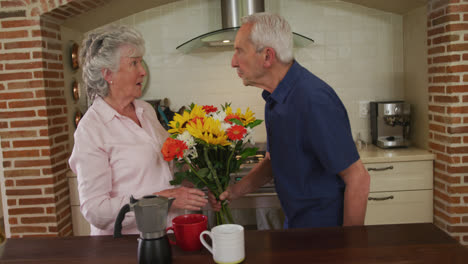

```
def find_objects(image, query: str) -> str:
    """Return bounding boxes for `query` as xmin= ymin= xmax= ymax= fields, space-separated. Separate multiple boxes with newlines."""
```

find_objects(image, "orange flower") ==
xmin=202 ymin=105 xmax=217 ymax=114
xmin=161 ymin=138 xmax=188 ymax=161
xmin=224 ymin=114 xmax=241 ymax=124
xmin=226 ymin=125 xmax=247 ymax=141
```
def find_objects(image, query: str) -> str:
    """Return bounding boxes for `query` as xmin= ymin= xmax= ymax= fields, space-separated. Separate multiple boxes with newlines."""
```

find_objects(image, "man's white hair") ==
xmin=241 ymin=12 xmax=294 ymax=64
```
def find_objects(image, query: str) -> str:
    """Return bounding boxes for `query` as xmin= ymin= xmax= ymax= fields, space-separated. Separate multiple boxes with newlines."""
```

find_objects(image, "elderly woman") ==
xmin=69 ymin=24 xmax=207 ymax=236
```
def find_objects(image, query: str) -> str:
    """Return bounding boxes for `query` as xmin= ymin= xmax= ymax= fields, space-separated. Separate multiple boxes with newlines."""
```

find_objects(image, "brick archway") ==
xmin=428 ymin=0 xmax=468 ymax=245
xmin=0 ymin=0 xmax=113 ymax=238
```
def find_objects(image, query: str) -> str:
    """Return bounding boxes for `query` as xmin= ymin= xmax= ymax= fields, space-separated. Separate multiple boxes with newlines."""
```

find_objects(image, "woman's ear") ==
xmin=102 ymin=68 xmax=113 ymax=84
xmin=263 ymin=48 xmax=276 ymax=68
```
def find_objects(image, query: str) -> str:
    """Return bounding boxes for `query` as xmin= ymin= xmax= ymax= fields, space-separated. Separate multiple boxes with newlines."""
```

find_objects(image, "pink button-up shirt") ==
xmin=69 ymin=97 xmax=178 ymax=236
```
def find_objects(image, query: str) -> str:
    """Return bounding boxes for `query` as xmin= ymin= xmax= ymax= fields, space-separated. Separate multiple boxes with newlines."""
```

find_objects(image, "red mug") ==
xmin=165 ymin=214 xmax=208 ymax=251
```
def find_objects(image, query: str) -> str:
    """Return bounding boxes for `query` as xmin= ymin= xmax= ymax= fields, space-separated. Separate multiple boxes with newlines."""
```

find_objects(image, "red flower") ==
xmin=161 ymin=138 xmax=188 ymax=161
xmin=190 ymin=116 xmax=205 ymax=126
xmin=226 ymin=125 xmax=247 ymax=141
xmin=202 ymin=105 xmax=218 ymax=114
xmin=224 ymin=114 xmax=241 ymax=124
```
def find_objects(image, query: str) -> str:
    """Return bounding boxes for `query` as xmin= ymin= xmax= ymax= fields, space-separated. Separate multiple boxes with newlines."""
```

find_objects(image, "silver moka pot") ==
xmin=114 ymin=195 xmax=175 ymax=264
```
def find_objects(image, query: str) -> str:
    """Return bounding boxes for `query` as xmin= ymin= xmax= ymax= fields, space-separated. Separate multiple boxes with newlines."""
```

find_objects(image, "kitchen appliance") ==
xmin=232 ymin=151 xmax=275 ymax=193
xmin=227 ymin=150 xmax=283 ymax=230
xmin=176 ymin=0 xmax=314 ymax=53
xmin=370 ymin=101 xmax=411 ymax=148
xmin=114 ymin=195 xmax=175 ymax=264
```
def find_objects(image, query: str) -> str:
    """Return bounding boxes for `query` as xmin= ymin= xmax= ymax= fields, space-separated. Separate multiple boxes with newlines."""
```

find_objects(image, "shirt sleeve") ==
xmin=69 ymin=125 xmax=135 ymax=232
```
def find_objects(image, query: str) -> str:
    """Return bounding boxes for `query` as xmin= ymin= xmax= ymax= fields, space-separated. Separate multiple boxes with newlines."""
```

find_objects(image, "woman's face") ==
xmin=109 ymin=46 xmax=146 ymax=101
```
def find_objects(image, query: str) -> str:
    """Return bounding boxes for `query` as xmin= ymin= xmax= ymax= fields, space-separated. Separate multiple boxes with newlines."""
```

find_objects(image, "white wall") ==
xmin=403 ymin=6 xmax=428 ymax=149
xmin=61 ymin=26 xmax=91 ymax=236
xmin=90 ymin=0 xmax=406 ymax=144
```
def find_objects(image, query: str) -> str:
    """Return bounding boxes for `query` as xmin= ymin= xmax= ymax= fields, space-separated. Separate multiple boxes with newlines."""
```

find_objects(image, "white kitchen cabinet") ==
xmin=363 ymin=159 xmax=433 ymax=225
xmin=67 ymin=172 xmax=91 ymax=236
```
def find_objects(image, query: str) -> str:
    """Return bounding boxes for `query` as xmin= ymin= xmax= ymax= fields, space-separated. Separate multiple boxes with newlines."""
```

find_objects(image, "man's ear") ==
xmin=102 ymin=68 xmax=113 ymax=84
xmin=263 ymin=48 xmax=276 ymax=68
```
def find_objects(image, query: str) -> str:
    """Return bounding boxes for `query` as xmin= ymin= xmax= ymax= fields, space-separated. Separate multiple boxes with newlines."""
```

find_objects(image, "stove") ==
xmin=231 ymin=151 xmax=276 ymax=193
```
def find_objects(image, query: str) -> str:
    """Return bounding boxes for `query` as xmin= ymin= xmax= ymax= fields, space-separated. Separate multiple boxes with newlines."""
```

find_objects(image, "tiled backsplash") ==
xmin=112 ymin=0 xmax=405 ymax=143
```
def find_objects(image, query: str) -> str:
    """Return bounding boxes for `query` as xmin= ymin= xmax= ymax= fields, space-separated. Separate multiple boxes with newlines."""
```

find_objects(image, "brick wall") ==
xmin=0 ymin=0 xmax=110 ymax=237
xmin=428 ymin=0 xmax=468 ymax=245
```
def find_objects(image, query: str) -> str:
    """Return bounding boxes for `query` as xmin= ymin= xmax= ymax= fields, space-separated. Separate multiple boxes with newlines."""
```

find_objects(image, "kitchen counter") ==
xmin=1 ymin=223 xmax=467 ymax=263
xmin=359 ymin=145 xmax=434 ymax=163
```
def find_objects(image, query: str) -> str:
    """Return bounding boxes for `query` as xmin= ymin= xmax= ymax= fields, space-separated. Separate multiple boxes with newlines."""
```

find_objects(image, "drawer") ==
xmin=365 ymin=160 xmax=433 ymax=192
xmin=364 ymin=189 xmax=433 ymax=225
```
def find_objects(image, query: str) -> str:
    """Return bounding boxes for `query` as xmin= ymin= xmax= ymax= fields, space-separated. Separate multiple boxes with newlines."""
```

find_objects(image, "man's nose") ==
xmin=231 ymin=55 xmax=238 ymax=68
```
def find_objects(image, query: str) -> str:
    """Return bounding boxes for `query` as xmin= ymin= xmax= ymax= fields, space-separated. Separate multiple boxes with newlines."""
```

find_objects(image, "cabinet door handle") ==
xmin=367 ymin=165 xmax=394 ymax=171
xmin=368 ymin=195 xmax=394 ymax=201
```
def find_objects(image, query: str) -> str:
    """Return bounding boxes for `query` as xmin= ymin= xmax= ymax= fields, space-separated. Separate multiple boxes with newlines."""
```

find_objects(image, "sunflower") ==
xmin=168 ymin=105 xmax=206 ymax=134
xmin=168 ymin=111 xmax=191 ymax=134
xmin=225 ymin=106 xmax=256 ymax=126
xmin=239 ymin=107 xmax=256 ymax=126
xmin=186 ymin=117 xmax=230 ymax=146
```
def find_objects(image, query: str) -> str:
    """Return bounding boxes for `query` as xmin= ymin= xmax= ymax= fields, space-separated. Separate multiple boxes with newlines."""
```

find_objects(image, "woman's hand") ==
xmin=156 ymin=187 xmax=208 ymax=211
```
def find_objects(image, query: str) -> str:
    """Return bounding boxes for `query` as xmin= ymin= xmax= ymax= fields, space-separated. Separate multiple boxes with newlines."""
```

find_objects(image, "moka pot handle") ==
xmin=113 ymin=203 xmax=130 ymax=238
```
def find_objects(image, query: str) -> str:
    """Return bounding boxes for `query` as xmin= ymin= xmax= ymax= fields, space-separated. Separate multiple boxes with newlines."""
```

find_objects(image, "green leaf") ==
xmin=176 ymin=121 xmax=180 ymax=128
xmin=198 ymin=168 xmax=210 ymax=178
xmin=229 ymin=118 xmax=243 ymax=126
xmin=194 ymin=181 xmax=205 ymax=189
xmin=240 ymin=147 xmax=258 ymax=159
xmin=170 ymin=171 xmax=187 ymax=186
xmin=246 ymin=119 xmax=263 ymax=129
xmin=221 ymin=102 xmax=231 ymax=111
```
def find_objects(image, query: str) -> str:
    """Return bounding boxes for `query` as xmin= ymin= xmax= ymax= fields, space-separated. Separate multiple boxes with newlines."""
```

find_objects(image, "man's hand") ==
xmin=208 ymin=187 xmax=233 ymax=211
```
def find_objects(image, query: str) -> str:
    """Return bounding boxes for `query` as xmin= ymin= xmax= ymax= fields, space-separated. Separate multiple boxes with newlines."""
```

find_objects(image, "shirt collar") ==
xmin=93 ymin=97 xmax=144 ymax=123
xmin=262 ymin=60 xmax=302 ymax=104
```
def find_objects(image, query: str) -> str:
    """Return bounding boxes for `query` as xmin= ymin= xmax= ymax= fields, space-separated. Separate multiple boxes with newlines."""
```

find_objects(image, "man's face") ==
xmin=231 ymin=23 xmax=265 ymax=87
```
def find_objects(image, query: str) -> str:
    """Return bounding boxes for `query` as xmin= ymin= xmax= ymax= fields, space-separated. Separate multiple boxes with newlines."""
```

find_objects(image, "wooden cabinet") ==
xmin=364 ymin=159 xmax=433 ymax=225
xmin=67 ymin=147 xmax=434 ymax=232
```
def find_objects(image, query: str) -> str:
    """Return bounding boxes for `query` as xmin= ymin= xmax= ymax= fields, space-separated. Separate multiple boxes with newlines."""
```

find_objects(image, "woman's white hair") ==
xmin=241 ymin=13 xmax=294 ymax=64
xmin=79 ymin=24 xmax=145 ymax=100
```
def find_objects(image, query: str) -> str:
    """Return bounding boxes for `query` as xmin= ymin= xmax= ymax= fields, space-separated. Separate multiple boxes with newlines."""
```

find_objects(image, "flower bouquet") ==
xmin=161 ymin=103 xmax=263 ymax=225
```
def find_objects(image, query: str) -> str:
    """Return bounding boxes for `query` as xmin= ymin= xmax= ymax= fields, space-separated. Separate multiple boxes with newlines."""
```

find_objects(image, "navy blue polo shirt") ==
xmin=262 ymin=61 xmax=359 ymax=229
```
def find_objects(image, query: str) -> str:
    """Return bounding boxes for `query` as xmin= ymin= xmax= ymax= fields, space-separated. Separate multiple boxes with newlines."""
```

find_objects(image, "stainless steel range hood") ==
xmin=176 ymin=0 xmax=314 ymax=53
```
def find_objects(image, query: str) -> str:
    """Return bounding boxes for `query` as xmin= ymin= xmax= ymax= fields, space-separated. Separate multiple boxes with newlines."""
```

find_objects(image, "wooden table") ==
xmin=1 ymin=223 xmax=467 ymax=263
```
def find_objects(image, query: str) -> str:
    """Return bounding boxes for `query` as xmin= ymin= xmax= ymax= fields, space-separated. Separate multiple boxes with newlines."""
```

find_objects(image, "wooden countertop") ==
xmin=1 ymin=223 xmax=467 ymax=263
xmin=359 ymin=145 xmax=435 ymax=163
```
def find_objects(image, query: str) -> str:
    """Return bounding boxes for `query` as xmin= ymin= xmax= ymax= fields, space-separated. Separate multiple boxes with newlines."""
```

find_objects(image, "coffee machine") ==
xmin=370 ymin=101 xmax=411 ymax=148
xmin=114 ymin=195 xmax=174 ymax=264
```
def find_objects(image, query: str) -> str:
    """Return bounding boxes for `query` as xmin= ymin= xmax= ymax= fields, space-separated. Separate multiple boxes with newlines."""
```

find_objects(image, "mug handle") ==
xmin=165 ymin=226 xmax=176 ymax=246
xmin=199 ymin=230 xmax=213 ymax=254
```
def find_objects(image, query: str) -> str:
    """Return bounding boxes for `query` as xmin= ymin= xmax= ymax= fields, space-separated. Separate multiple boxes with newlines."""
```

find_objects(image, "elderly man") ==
xmin=212 ymin=13 xmax=370 ymax=229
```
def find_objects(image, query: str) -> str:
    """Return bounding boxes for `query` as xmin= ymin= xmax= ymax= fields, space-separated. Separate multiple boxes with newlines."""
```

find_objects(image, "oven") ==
xmin=202 ymin=150 xmax=285 ymax=230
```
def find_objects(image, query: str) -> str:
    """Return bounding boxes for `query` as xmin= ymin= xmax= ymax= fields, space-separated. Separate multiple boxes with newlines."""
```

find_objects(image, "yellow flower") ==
xmin=225 ymin=106 xmax=256 ymax=126
xmin=168 ymin=105 xmax=206 ymax=134
xmin=239 ymin=107 xmax=256 ymax=126
xmin=186 ymin=117 xmax=230 ymax=146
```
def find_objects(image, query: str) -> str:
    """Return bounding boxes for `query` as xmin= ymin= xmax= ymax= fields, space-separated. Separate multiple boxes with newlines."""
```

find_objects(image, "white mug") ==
xmin=200 ymin=224 xmax=245 ymax=264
